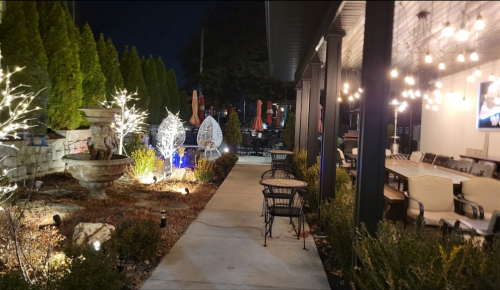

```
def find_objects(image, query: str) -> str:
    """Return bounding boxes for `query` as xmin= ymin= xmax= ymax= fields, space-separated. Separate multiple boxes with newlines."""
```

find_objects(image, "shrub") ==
xmin=0 ymin=270 xmax=41 ymax=290
xmin=124 ymin=132 xmax=146 ymax=156
xmin=194 ymin=157 xmax=216 ymax=183
xmin=214 ymin=152 xmax=238 ymax=180
xmin=354 ymin=221 xmax=500 ymax=290
xmin=335 ymin=167 xmax=351 ymax=191
xmin=223 ymin=112 xmax=242 ymax=146
xmin=283 ymin=112 xmax=295 ymax=150
xmin=292 ymin=147 xmax=307 ymax=181
xmin=108 ymin=218 xmax=162 ymax=263
xmin=320 ymin=186 xmax=356 ymax=282
xmin=129 ymin=147 xmax=156 ymax=182
xmin=154 ymin=157 xmax=164 ymax=172
xmin=52 ymin=245 xmax=123 ymax=290
xmin=304 ymin=156 xmax=320 ymax=212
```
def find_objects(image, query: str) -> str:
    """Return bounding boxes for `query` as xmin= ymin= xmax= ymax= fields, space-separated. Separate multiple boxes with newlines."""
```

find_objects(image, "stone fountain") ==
xmin=62 ymin=108 xmax=133 ymax=199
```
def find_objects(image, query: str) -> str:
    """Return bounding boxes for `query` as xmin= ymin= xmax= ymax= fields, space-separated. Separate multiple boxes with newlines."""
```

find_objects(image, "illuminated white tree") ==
xmin=0 ymin=50 xmax=43 ymax=205
xmin=157 ymin=109 xmax=185 ymax=173
xmin=100 ymin=88 xmax=148 ymax=155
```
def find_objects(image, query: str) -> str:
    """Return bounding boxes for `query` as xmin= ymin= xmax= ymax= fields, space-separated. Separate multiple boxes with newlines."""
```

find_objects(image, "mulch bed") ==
xmin=14 ymin=171 xmax=221 ymax=289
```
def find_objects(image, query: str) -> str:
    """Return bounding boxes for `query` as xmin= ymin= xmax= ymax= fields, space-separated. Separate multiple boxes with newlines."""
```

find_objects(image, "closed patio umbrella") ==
xmin=199 ymin=95 xmax=205 ymax=123
xmin=319 ymin=104 xmax=323 ymax=133
xmin=210 ymin=105 xmax=214 ymax=117
xmin=190 ymin=90 xmax=200 ymax=126
xmin=275 ymin=108 xmax=281 ymax=128
xmin=265 ymin=101 xmax=273 ymax=126
xmin=253 ymin=100 xmax=263 ymax=131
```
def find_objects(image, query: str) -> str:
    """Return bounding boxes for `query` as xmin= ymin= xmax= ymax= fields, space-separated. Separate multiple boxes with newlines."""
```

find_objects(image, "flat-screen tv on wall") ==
xmin=478 ymin=81 xmax=500 ymax=130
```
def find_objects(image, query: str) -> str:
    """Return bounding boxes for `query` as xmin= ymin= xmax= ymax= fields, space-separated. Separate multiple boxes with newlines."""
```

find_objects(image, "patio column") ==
xmin=319 ymin=33 xmax=344 ymax=203
xmin=299 ymin=79 xmax=310 ymax=150
xmin=294 ymin=87 xmax=302 ymax=149
xmin=354 ymin=1 xmax=394 ymax=236
xmin=307 ymin=56 xmax=322 ymax=167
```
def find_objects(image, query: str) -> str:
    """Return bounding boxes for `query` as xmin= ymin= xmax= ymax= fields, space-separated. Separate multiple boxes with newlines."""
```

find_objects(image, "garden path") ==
xmin=141 ymin=158 xmax=330 ymax=289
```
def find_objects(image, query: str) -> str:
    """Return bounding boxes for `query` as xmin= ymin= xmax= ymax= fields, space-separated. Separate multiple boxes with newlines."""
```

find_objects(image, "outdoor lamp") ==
xmin=337 ymin=97 xmax=342 ymax=102
xmin=489 ymin=74 xmax=496 ymax=81
xmin=161 ymin=210 xmax=166 ymax=228
xmin=439 ymin=62 xmax=445 ymax=70
xmin=425 ymin=52 xmax=432 ymax=63
xmin=344 ymin=82 xmax=349 ymax=89
xmin=355 ymin=92 xmax=360 ymax=98
xmin=93 ymin=241 xmax=101 ymax=251
xmin=423 ymin=93 xmax=429 ymax=99
xmin=441 ymin=21 xmax=454 ymax=37
xmin=224 ymin=147 xmax=229 ymax=153
xmin=358 ymin=88 xmax=363 ymax=93
xmin=425 ymin=104 xmax=431 ymax=110
xmin=415 ymin=90 xmax=421 ymax=97
xmin=348 ymin=95 xmax=354 ymax=101
xmin=432 ymin=105 xmax=439 ymax=111
xmin=390 ymin=68 xmax=398 ymax=78
xmin=343 ymin=88 xmax=348 ymax=94
xmin=475 ymin=14 xmax=484 ymax=30
xmin=457 ymin=53 xmax=465 ymax=62
xmin=467 ymin=74 xmax=475 ymax=82
xmin=34 ymin=180 xmax=43 ymax=191
xmin=471 ymin=51 xmax=479 ymax=61
xmin=117 ymin=254 xmax=125 ymax=272
xmin=475 ymin=68 xmax=482 ymax=77
xmin=456 ymin=24 xmax=469 ymax=41
xmin=402 ymin=91 xmax=408 ymax=98
xmin=436 ymin=81 xmax=442 ymax=88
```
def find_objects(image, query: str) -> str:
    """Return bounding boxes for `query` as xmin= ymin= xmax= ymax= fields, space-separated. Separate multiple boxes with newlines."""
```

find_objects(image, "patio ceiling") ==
xmin=267 ymin=1 xmax=500 ymax=88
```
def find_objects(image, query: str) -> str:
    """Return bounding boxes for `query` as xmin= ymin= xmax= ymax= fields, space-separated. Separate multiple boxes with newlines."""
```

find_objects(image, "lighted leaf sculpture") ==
xmin=157 ymin=109 xmax=185 ymax=173
xmin=197 ymin=116 xmax=223 ymax=157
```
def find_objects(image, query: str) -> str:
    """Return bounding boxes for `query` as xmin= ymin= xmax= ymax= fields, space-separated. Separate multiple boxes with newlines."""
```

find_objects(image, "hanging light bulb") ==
xmin=447 ymin=91 xmax=456 ymax=100
xmin=392 ymin=99 xmax=399 ymax=105
xmin=408 ymin=89 xmax=414 ymax=99
xmin=405 ymin=76 xmax=415 ymax=85
xmin=424 ymin=93 xmax=429 ymax=99
xmin=337 ymin=97 xmax=342 ymax=102
xmin=428 ymin=98 xmax=434 ymax=104
xmin=432 ymin=105 xmax=439 ymax=111
xmin=441 ymin=21 xmax=454 ymax=38
xmin=343 ymin=88 xmax=348 ymax=94
xmin=358 ymin=88 xmax=363 ymax=93
xmin=415 ymin=90 xmax=421 ymax=97
xmin=456 ymin=24 xmax=469 ymax=41
xmin=470 ymin=51 xmax=479 ymax=61
xmin=355 ymin=92 xmax=360 ymax=98
xmin=349 ymin=95 xmax=354 ymax=101
xmin=344 ymin=83 xmax=349 ymax=89
xmin=425 ymin=104 xmax=431 ymax=110
xmin=435 ymin=95 xmax=442 ymax=104
xmin=489 ymin=74 xmax=496 ymax=81
xmin=425 ymin=51 xmax=433 ymax=63
xmin=475 ymin=68 xmax=482 ymax=77
xmin=436 ymin=81 xmax=442 ymax=88
xmin=390 ymin=68 xmax=398 ymax=78
xmin=402 ymin=90 xmax=408 ymax=98
xmin=467 ymin=74 xmax=475 ymax=82
xmin=457 ymin=53 xmax=465 ymax=62
xmin=475 ymin=14 xmax=484 ymax=30
xmin=439 ymin=62 xmax=446 ymax=70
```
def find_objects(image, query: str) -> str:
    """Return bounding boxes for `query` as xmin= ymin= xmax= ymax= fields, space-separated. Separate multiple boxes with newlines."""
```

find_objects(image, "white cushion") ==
xmin=352 ymin=148 xmax=358 ymax=154
xmin=410 ymin=151 xmax=424 ymax=162
xmin=408 ymin=175 xmax=454 ymax=212
xmin=461 ymin=178 xmax=500 ymax=217
xmin=407 ymin=209 xmax=465 ymax=226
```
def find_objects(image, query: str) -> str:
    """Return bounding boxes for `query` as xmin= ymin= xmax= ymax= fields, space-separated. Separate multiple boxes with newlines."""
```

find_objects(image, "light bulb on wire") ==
xmin=358 ymin=88 xmax=363 ymax=93
xmin=402 ymin=91 xmax=408 ymax=98
xmin=423 ymin=93 xmax=429 ymax=99
xmin=425 ymin=51 xmax=432 ymax=63
xmin=456 ymin=24 xmax=469 ymax=41
xmin=475 ymin=14 xmax=484 ymax=30
xmin=337 ymin=97 xmax=342 ymax=102
xmin=343 ymin=88 xmax=348 ymax=94
xmin=436 ymin=81 xmax=442 ymax=88
xmin=348 ymin=95 xmax=354 ymax=101
xmin=425 ymin=104 xmax=431 ymax=110
xmin=439 ymin=62 xmax=445 ymax=70
xmin=415 ymin=90 xmax=421 ymax=97
xmin=390 ymin=68 xmax=398 ymax=78
xmin=475 ymin=68 xmax=482 ymax=77
xmin=471 ymin=51 xmax=479 ymax=61
xmin=344 ymin=83 xmax=349 ymax=89
xmin=467 ymin=74 xmax=475 ymax=82
xmin=457 ymin=53 xmax=465 ymax=62
xmin=355 ymin=92 xmax=360 ymax=98
xmin=408 ymin=89 xmax=414 ymax=98
xmin=489 ymin=74 xmax=496 ymax=81
xmin=441 ymin=21 xmax=454 ymax=38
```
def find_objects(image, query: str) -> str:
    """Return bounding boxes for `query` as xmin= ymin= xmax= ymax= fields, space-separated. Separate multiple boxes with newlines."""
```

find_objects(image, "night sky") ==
xmin=80 ymin=1 xmax=213 ymax=88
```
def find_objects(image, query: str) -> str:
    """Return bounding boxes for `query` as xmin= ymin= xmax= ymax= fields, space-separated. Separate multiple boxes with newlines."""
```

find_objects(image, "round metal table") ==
xmin=259 ymin=179 xmax=307 ymax=189
xmin=269 ymin=149 xmax=293 ymax=155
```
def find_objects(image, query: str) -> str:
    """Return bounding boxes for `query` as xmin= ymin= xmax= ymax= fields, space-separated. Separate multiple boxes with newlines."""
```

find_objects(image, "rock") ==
xmin=134 ymin=200 xmax=153 ymax=207
xmin=168 ymin=168 xmax=186 ymax=181
xmin=166 ymin=202 xmax=189 ymax=211
xmin=73 ymin=223 xmax=115 ymax=247
xmin=41 ymin=189 xmax=74 ymax=196
xmin=131 ymin=192 xmax=149 ymax=199
xmin=183 ymin=170 xmax=197 ymax=182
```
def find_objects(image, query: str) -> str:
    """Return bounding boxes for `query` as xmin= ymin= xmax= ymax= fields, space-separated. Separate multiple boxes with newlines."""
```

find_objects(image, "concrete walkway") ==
xmin=141 ymin=159 xmax=330 ymax=290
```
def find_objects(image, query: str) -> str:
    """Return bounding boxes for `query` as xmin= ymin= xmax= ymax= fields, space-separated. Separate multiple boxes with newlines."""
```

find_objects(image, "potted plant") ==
xmin=223 ymin=112 xmax=242 ymax=153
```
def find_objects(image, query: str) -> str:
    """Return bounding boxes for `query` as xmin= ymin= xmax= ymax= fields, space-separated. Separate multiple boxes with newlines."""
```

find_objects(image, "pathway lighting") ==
xmin=161 ymin=210 xmax=167 ymax=228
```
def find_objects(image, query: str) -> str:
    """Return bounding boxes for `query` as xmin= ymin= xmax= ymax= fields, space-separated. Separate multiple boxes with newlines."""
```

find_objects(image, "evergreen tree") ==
xmin=156 ymin=56 xmax=169 ymax=119
xmin=79 ymin=23 xmax=106 ymax=110
xmin=23 ymin=1 xmax=48 ymax=70
xmin=121 ymin=46 xmax=149 ymax=111
xmin=178 ymin=90 xmax=190 ymax=122
xmin=40 ymin=1 xmax=82 ymax=129
xmin=166 ymin=69 xmax=179 ymax=114
xmin=141 ymin=55 xmax=146 ymax=70
xmin=97 ymin=35 xmax=124 ymax=97
xmin=143 ymin=55 xmax=160 ymax=124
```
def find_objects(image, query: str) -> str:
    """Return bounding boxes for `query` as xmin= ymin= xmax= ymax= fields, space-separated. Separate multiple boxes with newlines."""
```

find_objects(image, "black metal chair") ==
xmin=433 ymin=155 xmax=452 ymax=167
xmin=260 ymin=169 xmax=297 ymax=220
xmin=422 ymin=153 xmax=437 ymax=164
xmin=239 ymin=133 xmax=253 ymax=155
xmin=263 ymin=188 xmax=308 ymax=249
xmin=261 ymin=135 xmax=278 ymax=156
xmin=271 ymin=152 xmax=292 ymax=170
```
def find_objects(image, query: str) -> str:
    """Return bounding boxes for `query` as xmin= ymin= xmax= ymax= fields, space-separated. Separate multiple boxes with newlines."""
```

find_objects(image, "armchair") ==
xmin=460 ymin=178 xmax=500 ymax=220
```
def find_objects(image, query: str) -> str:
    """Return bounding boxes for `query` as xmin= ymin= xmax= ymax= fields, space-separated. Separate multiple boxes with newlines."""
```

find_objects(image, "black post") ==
xmin=300 ymin=79 xmax=310 ymax=150
xmin=319 ymin=33 xmax=344 ymax=205
xmin=354 ymin=0 xmax=394 ymax=238
xmin=295 ymin=87 xmax=302 ymax=149
xmin=307 ymin=56 xmax=322 ymax=167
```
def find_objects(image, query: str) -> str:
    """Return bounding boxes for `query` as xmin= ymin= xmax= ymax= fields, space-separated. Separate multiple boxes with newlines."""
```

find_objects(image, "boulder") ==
xmin=183 ymin=170 xmax=197 ymax=182
xmin=73 ymin=223 xmax=115 ymax=247
xmin=168 ymin=168 xmax=186 ymax=181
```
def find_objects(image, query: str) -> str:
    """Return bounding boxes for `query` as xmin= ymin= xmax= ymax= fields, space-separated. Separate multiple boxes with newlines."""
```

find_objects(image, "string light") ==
xmin=390 ymin=68 xmax=398 ymax=78
xmin=423 ymin=93 xmax=429 ymax=99
xmin=439 ymin=62 xmax=445 ymax=70
xmin=441 ymin=21 xmax=454 ymax=37
xmin=475 ymin=68 xmax=482 ymax=77
xmin=358 ymin=88 xmax=363 ymax=93
xmin=432 ymin=105 xmax=439 ymax=111
xmin=467 ymin=74 xmax=475 ymax=82
xmin=355 ymin=92 xmax=360 ymax=98
xmin=337 ymin=97 xmax=342 ymax=102
xmin=344 ymin=83 xmax=349 ymax=89
xmin=470 ymin=51 xmax=479 ymax=61
xmin=474 ymin=14 xmax=484 ymax=30
xmin=348 ymin=95 xmax=354 ymax=101
xmin=402 ymin=91 xmax=408 ymax=98
xmin=457 ymin=53 xmax=465 ymax=62
xmin=456 ymin=24 xmax=469 ymax=41
xmin=415 ymin=90 xmax=421 ymax=97
xmin=489 ymin=74 xmax=496 ymax=82
xmin=425 ymin=52 xmax=432 ymax=63
xmin=436 ymin=81 xmax=442 ymax=88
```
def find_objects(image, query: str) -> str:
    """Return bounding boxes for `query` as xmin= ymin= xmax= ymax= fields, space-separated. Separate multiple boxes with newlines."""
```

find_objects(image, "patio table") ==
xmin=269 ymin=149 xmax=293 ymax=155
xmin=259 ymin=179 xmax=307 ymax=189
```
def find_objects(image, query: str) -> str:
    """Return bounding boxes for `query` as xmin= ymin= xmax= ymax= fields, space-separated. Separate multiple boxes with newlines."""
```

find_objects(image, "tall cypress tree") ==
xmin=143 ymin=55 xmax=161 ymax=124
xmin=121 ymin=46 xmax=149 ymax=111
xmin=178 ymin=90 xmax=190 ymax=122
xmin=156 ymin=56 xmax=169 ymax=119
xmin=167 ymin=69 xmax=180 ymax=114
xmin=97 ymin=35 xmax=124 ymax=97
xmin=79 ymin=23 xmax=106 ymax=110
xmin=40 ymin=1 xmax=82 ymax=130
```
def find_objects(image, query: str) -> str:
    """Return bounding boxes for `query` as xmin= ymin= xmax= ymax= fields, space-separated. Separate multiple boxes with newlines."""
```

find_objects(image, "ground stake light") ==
xmin=161 ymin=210 xmax=167 ymax=228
